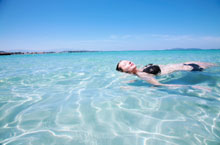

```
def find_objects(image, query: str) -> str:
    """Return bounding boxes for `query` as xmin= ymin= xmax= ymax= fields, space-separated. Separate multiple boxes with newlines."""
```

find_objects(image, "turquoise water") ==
xmin=0 ymin=50 xmax=220 ymax=145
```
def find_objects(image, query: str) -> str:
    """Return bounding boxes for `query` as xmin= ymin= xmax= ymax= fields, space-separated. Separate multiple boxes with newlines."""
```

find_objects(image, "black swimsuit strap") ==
xmin=145 ymin=64 xmax=153 ymax=67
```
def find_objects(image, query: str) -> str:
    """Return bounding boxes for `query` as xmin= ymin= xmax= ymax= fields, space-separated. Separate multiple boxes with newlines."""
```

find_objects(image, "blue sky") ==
xmin=0 ymin=0 xmax=220 ymax=51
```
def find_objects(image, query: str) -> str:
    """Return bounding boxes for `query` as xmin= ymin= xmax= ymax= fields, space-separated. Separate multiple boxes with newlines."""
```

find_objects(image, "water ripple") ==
xmin=0 ymin=51 xmax=220 ymax=144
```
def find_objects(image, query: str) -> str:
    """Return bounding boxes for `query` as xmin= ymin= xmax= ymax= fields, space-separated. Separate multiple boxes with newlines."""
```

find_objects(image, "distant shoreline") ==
xmin=0 ymin=50 xmax=99 ymax=56
xmin=0 ymin=48 xmax=219 ymax=56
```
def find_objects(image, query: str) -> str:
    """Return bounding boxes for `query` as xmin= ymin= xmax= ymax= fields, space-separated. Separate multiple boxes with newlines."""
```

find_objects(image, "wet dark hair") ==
xmin=116 ymin=61 xmax=123 ymax=72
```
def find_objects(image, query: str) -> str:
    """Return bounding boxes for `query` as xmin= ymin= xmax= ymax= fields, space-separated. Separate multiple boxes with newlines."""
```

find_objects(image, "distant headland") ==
xmin=0 ymin=50 xmax=99 ymax=56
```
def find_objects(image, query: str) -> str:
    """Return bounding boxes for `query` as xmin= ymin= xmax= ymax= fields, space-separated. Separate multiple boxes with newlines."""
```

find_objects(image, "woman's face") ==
xmin=118 ymin=60 xmax=136 ymax=73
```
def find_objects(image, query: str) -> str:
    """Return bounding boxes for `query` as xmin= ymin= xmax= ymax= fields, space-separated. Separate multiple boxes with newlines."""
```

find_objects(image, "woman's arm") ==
xmin=139 ymin=75 xmax=211 ymax=91
xmin=138 ymin=74 xmax=189 ymax=87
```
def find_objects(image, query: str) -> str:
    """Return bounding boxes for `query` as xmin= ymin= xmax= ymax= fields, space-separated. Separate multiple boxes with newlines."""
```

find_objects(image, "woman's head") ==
xmin=116 ymin=60 xmax=137 ymax=74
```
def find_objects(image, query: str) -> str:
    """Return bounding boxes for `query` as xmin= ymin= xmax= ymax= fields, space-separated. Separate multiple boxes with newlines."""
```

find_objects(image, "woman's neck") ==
xmin=131 ymin=68 xmax=141 ymax=75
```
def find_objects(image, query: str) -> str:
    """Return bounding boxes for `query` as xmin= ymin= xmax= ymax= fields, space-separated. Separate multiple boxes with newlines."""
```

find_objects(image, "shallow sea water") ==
xmin=0 ymin=50 xmax=220 ymax=145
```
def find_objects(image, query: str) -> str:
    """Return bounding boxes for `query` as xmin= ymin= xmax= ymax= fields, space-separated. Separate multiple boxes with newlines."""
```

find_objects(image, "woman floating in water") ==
xmin=116 ymin=60 xmax=216 ymax=87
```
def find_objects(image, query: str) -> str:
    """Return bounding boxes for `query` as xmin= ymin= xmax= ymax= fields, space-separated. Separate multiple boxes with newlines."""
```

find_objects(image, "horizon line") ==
xmin=1 ymin=48 xmax=220 ymax=53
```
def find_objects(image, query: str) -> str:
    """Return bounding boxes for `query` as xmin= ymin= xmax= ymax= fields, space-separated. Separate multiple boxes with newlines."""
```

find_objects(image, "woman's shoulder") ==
xmin=136 ymin=71 xmax=155 ymax=78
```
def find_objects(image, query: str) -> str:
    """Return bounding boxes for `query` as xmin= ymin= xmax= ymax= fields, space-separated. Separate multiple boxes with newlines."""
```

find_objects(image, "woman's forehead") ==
xmin=119 ymin=60 xmax=129 ymax=67
xmin=120 ymin=60 xmax=128 ymax=64
xmin=121 ymin=60 xmax=129 ymax=63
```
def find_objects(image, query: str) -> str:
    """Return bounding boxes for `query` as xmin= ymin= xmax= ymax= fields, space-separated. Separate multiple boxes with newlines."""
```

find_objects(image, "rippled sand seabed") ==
xmin=0 ymin=50 xmax=220 ymax=145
